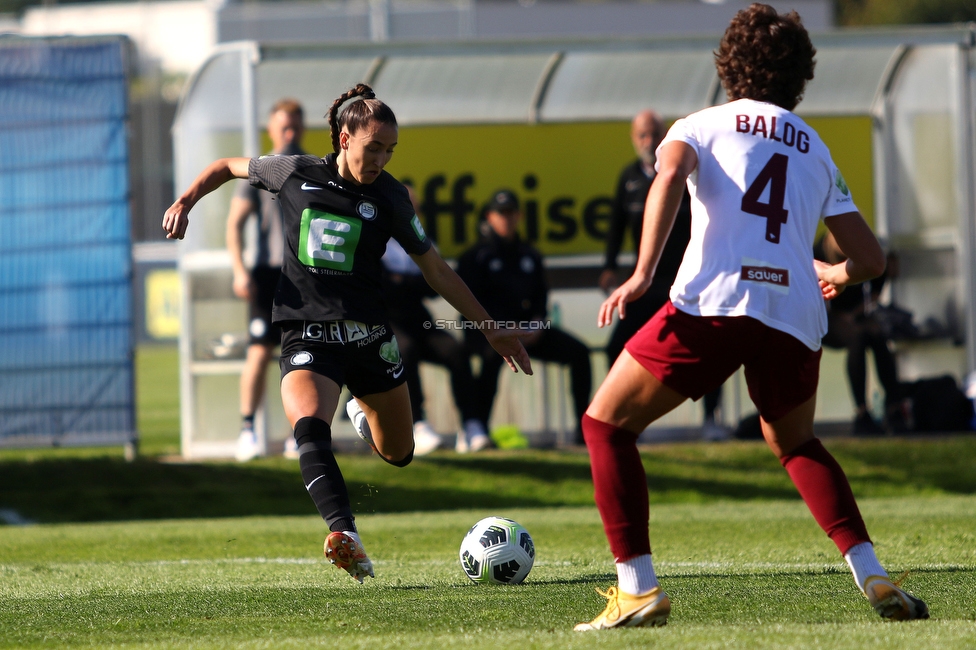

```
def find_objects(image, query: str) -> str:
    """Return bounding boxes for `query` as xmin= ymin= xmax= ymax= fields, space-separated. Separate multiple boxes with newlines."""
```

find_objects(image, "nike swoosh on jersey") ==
xmin=392 ymin=367 xmax=404 ymax=378
xmin=301 ymin=182 xmax=324 ymax=191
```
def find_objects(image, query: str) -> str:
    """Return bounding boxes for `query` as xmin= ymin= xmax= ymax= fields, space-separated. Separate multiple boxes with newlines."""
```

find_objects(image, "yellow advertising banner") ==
xmin=300 ymin=115 xmax=873 ymax=260
xmin=145 ymin=269 xmax=182 ymax=339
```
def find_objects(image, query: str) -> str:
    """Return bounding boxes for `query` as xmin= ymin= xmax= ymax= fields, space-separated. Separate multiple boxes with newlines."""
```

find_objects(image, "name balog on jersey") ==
xmin=661 ymin=99 xmax=857 ymax=351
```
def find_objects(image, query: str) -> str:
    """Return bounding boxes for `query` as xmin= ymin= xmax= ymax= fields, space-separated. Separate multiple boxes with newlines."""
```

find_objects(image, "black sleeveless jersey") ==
xmin=247 ymin=153 xmax=432 ymax=324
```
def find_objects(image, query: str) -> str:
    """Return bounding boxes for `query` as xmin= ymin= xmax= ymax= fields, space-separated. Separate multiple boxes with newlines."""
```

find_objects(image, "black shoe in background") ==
xmin=853 ymin=412 xmax=885 ymax=436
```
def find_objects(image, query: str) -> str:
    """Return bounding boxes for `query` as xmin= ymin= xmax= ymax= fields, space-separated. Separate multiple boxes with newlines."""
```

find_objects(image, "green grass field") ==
xmin=1 ymin=346 xmax=975 ymax=648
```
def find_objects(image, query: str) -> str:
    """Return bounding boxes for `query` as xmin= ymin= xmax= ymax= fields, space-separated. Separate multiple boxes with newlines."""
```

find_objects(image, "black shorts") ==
xmin=279 ymin=320 xmax=406 ymax=397
xmin=248 ymin=266 xmax=282 ymax=346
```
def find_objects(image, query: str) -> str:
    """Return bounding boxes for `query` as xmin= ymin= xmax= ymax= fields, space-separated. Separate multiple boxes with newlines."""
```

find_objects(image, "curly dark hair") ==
xmin=326 ymin=83 xmax=398 ymax=154
xmin=714 ymin=3 xmax=816 ymax=111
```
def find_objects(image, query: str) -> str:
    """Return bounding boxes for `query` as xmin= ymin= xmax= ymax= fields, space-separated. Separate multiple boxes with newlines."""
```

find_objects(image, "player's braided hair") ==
xmin=327 ymin=83 xmax=398 ymax=154
xmin=714 ymin=3 xmax=816 ymax=111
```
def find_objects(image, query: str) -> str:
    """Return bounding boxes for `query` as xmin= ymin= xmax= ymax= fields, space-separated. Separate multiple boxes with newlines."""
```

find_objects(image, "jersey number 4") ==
xmin=741 ymin=153 xmax=789 ymax=244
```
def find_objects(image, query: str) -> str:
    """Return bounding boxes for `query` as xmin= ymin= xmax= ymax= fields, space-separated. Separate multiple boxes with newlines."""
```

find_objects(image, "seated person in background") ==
xmin=382 ymin=222 xmax=484 ymax=455
xmin=815 ymin=231 xmax=906 ymax=434
xmin=457 ymin=189 xmax=592 ymax=446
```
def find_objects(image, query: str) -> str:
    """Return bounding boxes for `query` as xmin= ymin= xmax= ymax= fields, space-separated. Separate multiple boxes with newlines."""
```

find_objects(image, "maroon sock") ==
xmin=582 ymin=414 xmax=651 ymax=561
xmin=779 ymin=438 xmax=870 ymax=554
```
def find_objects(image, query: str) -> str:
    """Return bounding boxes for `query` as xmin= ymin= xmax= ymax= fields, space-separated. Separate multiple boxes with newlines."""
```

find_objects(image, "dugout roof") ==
xmin=173 ymin=25 xmax=976 ymax=371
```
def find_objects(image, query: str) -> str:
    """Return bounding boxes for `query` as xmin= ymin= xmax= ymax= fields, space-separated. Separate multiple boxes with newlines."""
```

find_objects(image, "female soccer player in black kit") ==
xmin=163 ymin=84 xmax=531 ymax=583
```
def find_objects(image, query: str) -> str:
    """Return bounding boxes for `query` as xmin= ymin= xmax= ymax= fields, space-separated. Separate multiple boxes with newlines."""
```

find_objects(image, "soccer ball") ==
xmin=459 ymin=516 xmax=534 ymax=585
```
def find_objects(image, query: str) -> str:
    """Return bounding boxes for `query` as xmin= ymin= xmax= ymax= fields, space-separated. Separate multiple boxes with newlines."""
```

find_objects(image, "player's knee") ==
xmin=382 ymin=445 xmax=414 ymax=468
xmin=294 ymin=416 xmax=332 ymax=449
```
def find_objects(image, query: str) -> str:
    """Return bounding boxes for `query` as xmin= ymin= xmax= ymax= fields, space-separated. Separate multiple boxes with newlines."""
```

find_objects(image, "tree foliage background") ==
xmin=838 ymin=0 xmax=976 ymax=25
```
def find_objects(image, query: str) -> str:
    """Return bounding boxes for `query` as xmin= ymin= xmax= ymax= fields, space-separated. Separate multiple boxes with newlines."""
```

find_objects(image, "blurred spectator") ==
xmin=815 ymin=231 xmax=906 ymax=434
xmin=457 ymin=189 xmax=592 ymax=446
xmin=381 ymin=183 xmax=483 ymax=455
xmin=226 ymin=98 xmax=306 ymax=461
xmin=601 ymin=109 xmax=726 ymax=439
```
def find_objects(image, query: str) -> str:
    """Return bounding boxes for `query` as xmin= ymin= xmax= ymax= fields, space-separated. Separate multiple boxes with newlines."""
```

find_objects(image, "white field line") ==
xmin=3 ymin=558 xmax=973 ymax=573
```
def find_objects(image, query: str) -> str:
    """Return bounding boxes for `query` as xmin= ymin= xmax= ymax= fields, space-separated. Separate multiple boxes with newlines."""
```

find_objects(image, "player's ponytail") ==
xmin=327 ymin=83 xmax=398 ymax=154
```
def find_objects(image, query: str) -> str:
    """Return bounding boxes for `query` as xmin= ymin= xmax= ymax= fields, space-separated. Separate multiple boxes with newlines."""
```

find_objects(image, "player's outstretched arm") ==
xmin=816 ymin=212 xmax=886 ymax=300
xmin=163 ymin=157 xmax=251 ymax=240
xmin=598 ymin=141 xmax=697 ymax=328
xmin=412 ymin=247 xmax=533 ymax=375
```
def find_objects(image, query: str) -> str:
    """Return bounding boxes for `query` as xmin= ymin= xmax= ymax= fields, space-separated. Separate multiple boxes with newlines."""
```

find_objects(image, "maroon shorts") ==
xmin=624 ymin=302 xmax=822 ymax=422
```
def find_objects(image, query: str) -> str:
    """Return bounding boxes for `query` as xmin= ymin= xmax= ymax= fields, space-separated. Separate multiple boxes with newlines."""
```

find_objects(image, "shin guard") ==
xmin=780 ymin=438 xmax=870 ymax=554
xmin=295 ymin=417 xmax=355 ymax=532
xmin=582 ymin=414 xmax=651 ymax=561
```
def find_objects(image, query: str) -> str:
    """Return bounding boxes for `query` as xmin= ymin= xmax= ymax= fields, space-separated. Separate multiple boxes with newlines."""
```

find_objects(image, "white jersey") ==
xmin=659 ymin=98 xmax=857 ymax=350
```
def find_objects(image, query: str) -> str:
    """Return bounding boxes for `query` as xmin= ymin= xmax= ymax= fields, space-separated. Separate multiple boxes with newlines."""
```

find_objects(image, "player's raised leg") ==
xmin=346 ymin=382 xmax=416 ymax=466
xmin=575 ymin=351 xmax=684 ymax=631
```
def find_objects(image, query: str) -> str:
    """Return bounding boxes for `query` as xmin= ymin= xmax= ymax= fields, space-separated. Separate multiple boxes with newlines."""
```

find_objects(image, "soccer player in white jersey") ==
xmin=575 ymin=3 xmax=928 ymax=630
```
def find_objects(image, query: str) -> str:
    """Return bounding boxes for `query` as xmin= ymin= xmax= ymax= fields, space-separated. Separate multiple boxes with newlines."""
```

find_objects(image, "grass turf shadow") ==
xmin=4 ymin=436 xmax=976 ymax=524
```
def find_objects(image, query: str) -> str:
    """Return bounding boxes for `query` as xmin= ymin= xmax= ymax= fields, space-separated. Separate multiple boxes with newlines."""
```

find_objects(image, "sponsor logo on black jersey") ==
xmin=357 ymin=201 xmax=378 ymax=221
xmin=301 ymin=321 xmax=385 ymax=344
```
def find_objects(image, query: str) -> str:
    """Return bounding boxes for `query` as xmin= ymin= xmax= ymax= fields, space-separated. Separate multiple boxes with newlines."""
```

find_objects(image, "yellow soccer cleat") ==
xmin=574 ymin=585 xmax=671 ymax=631
xmin=863 ymin=574 xmax=929 ymax=621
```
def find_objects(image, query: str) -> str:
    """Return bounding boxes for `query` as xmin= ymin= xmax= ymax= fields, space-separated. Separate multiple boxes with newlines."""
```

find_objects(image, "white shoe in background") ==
xmin=235 ymin=428 xmax=260 ymax=462
xmin=283 ymin=436 xmax=299 ymax=459
xmin=413 ymin=420 xmax=442 ymax=456
xmin=464 ymin=419 xmax=491 ymax=452
xmin=702 ymin=421 xmax=733 ymax=442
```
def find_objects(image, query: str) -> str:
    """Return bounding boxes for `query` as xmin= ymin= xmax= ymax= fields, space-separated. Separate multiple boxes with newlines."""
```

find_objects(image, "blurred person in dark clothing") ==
xmin=226 ymin=98 xmax=306 ymax=461
xmin=815 ymin=231 xmax=905 ymax=434
xmin=458 ymin=189 xmax=592 ymax=446
xmin=381 ymin=183 xmax=483 ymax=454
xmin=601 ymin=109 xmax=725 ymax=439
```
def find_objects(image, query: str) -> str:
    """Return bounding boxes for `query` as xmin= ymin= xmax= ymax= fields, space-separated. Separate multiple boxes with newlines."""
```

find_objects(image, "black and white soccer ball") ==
xmin=459 ymin=516 xmax=535 ymax=585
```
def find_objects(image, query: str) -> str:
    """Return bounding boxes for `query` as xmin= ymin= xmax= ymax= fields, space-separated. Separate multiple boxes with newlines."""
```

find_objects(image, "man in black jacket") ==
xmin=457 ymin=190 xmax=592 ymax=446
xmin=600 ymin=110 xmax=691 ymax=362
xmin=600 ymin=109 xmax=726 ymax=439
xmin=381 ymin=186 xmax=483 ymax=454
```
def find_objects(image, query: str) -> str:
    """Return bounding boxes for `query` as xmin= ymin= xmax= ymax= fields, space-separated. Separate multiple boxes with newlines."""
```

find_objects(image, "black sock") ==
xmin=242 ymin=414 xmax=255 ymax=430
xmin=329 ymin=517 xmax=356 ymax=533
xmin=294 ymin=417 xmax=355 ymax=532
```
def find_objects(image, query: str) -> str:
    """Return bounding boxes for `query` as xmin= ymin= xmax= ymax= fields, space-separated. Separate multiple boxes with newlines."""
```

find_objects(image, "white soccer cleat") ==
xmin=324 ymin=531 xmax=374 ymax=584
xmin=345 ymin=398 xmax=377 ymax=453
xmin=235 ymin=428 xmax=260 ymax=462
xmin=413 ymin=420 xmax=442 ymax=456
